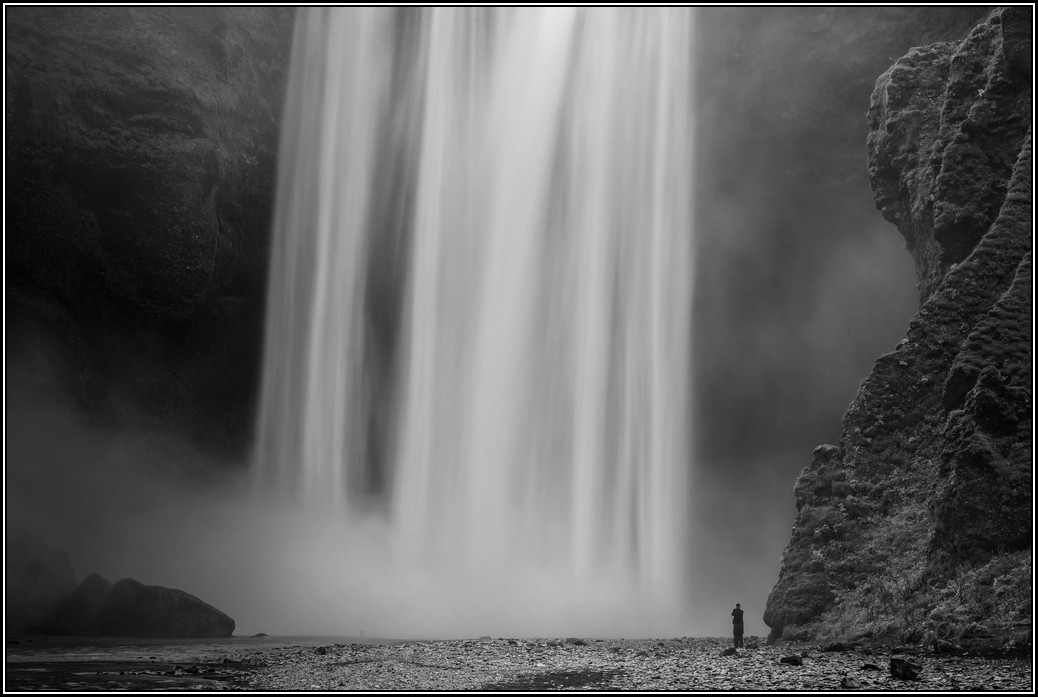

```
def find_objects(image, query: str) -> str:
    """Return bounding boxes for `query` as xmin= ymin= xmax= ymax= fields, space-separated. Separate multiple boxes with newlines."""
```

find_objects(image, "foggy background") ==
xmin=5 ymin=7 xmax=991 ymax=638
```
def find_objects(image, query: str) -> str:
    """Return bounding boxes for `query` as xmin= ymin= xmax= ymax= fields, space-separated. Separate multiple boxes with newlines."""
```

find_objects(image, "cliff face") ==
xmin=6 ymin=7 xmax=294 ymax=454
xmin=866 ymin=7 xmax=1032 ymax=303
xmin=764 ymin=7 xmax=1032 ymax=648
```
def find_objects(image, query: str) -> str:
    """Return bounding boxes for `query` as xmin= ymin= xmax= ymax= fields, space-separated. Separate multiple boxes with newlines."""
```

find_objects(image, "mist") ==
xmin=5 ymin=7 xmax=990 ymax=641
xmin=685 ymin=7 xmax=987 ymax=633
xmin=6 ymin=369 xmax=692 ymax=639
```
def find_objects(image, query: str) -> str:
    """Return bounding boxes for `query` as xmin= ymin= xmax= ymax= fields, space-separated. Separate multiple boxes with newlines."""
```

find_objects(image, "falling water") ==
xmin=255 ymin=7 xmax=695 ymax=637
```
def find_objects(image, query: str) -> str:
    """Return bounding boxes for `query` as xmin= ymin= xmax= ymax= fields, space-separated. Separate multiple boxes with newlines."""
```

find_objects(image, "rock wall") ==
xmin=764 ymin=7 xmax=1032 ymax=648
xmin=5 ymin=7 xmax=294 ymax=455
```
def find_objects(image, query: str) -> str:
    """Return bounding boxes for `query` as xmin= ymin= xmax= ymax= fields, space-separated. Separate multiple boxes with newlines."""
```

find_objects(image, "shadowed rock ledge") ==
xmin=765 ymin=6 xmax=1032 ymax=648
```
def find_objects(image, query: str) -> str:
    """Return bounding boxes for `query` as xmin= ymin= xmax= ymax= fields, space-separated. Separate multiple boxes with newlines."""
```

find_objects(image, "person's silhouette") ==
xmin=731 ymin=603 xmax=744 ymax=648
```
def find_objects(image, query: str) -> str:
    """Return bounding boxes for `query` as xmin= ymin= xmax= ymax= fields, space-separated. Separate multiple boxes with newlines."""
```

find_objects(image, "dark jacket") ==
xmin=732 ymin=608 xmax=744 ymax=625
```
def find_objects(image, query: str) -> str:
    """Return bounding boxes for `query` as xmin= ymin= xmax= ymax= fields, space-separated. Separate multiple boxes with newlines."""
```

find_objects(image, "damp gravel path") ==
xmin=243 ymin=637 xmax=1033 ymax=691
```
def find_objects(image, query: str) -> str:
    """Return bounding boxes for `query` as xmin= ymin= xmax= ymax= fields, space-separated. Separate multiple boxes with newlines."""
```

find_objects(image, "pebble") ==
xmin=242 ymin=637 xmax=1033 ymax=691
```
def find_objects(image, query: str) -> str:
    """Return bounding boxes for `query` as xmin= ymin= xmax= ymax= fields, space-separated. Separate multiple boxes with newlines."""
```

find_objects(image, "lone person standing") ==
xmin=731 ymin=603 xmax=744 ymax=648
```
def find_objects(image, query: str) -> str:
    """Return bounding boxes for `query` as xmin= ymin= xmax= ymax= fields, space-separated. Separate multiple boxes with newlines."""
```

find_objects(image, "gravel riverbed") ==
xmin=7 ymin=635 xmax=1031 ymax=691
xmin=243 ymin=636 xmax=1033 ymax=692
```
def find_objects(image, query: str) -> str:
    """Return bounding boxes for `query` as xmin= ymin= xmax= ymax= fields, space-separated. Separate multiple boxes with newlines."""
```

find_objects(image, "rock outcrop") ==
xmin=7 ymin=531 xmax=235 ymax=638
xmin=96 ymin=578 xmax=236 ymax=638
xmin=5 ymin=529 xmax=77 ymax=634
xmin=5 ymin=7 xmax=294 ymax=454
xmin=865 ymin=6 xmax=1032 ymax=302
xmin=765 ymin=7 xmax=1032 ymax=648
xmin=37 ymin=574 xmax=236 ymax=638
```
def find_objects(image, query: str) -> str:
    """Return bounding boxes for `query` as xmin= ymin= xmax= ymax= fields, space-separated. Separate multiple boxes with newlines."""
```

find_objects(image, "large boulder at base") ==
xmin=5 ymin=529 xmax=76 ymax=634
xmin=37 ymin=573 xmax=113 ymax=636
xmin=97 ymin=578 xmax=235 ymax=638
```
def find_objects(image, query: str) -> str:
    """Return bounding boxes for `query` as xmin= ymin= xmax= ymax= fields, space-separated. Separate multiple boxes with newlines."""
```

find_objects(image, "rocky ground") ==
xmin=243 ymin=637 xmax=1032 ymax=692
xmin=7 ymin=635 xmax=1032 ymax=691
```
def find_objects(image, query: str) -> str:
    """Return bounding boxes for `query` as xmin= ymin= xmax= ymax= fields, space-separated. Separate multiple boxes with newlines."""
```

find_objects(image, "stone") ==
xmin=780 ymin=655 xmax=804 ymax=666
xmin=721 ymin=647 xmax=737 ymax=656
xmin=96 ymin=578 xmax=235 ymax=638
xmin=890 ymin=657 xmax=922 ymax=680
xmin=840 ymin=676 xmax=862 ymax=689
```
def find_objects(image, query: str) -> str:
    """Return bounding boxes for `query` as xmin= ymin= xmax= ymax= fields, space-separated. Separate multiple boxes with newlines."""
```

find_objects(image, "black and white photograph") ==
xmin=4 ymin=5 xmax=1033 ymax=692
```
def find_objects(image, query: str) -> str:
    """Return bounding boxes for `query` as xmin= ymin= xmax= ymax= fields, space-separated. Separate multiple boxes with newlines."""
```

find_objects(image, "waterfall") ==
xmin=255 ymin=7 xmax=695 ymax=637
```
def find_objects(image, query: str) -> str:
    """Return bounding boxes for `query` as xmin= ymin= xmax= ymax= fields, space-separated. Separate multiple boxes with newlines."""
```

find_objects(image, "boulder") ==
xmin=889 ymin=657 xmax=922 ymax=680
xmin=933 ymin=639 xmax=962 ymax=655
xmin=780 ymin=655 xmax=804 ymax=666
xmin=839 ymin=676 xmax=862 ymax=689
xmin=5 ymin=529 xmax=76 ymax=634
xmin=96 ymin=578 xmax=235 ymax=638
